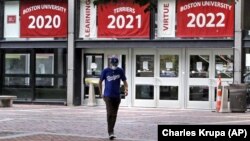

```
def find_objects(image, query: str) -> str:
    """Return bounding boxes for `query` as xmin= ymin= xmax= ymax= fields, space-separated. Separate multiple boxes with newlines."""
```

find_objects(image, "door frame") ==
xmin=132 ymin=49 xmax=157 ymax=107
xmin=211 ymin=49 xmax=234 ymax=109
xmin=186 ymin=49 xmax=212 ymax=109
xmin=132 ymin=48 xmax=183 ymax=108
xmin=185 ymin=48 xmax=233 ymax=110
xmin=157 ymin=48 xmax=183 ymax=108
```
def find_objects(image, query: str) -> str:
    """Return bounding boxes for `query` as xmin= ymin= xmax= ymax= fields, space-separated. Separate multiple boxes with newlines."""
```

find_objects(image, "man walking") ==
xmin=99 ymin=56 xmax=128 ymax=140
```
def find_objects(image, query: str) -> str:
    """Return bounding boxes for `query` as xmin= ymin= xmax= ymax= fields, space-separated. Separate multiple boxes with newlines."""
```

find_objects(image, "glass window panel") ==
xmin=35 ymin=77 xmax=66 ymax=99
xmin=85 ymin=55 xmax=103 ymax=76
xmin=36 ymin=54 xmax=54 ymax=74
xmin=136 ymin=85 xmax=154 ymax=99
xmin=57 ymin=78 xmax=66 ymax=88
xmin=189 ymin=86 xmax=209 ymax=101
xmin=4 ymin=77 xmax=30 ymax=86
xmin=5 ymin=54 xmax=30 ymax=74
xmin=190 ymin=55 xmax=209 ymax=78
xmin=84 ymin=54 xmax=103 ymax=98
xmin=215 ymin=55 xmax=233 ymax=78
xmin=35 ymin=88 xmax=66 ymax=99
xmin=36 ymin=77 xmax=53 ymax=86
xmin=160 ymin=86 xmax=178 ymax=100
xmin=160 ymin=55 xmax=179 ymax=77
xmin=244 ymin=50 xmax=250 ymax=107
xmin=244 ymin=73 xmax=250 ymax=84
xmin=95 ymin=55 xmax=103 ymax=76
xmin=86 ymin=55 xmax=93 ymax=75
xmin=136 ymin=55 xmax=154 ymax=77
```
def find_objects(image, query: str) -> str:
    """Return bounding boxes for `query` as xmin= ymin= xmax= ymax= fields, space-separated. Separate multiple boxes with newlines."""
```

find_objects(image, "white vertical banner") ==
xmin=4 ymin=1 xmax=20 ymax=38
xmin=157 ymin=0 xmax=176 ymax=37
xmin=79 ymin=0 xmax=97 ymax=39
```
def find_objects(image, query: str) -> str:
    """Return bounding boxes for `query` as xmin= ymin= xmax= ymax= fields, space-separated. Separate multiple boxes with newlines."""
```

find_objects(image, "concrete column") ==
xmin=67 ymin=1 xmax=75 ymax=106
xmin=234 ymin=0 xmax=244 ymax=84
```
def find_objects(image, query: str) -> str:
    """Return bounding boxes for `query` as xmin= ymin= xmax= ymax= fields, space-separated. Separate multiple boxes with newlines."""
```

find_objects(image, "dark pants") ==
xmin=103 ymin=96 xmax=121 ymax=135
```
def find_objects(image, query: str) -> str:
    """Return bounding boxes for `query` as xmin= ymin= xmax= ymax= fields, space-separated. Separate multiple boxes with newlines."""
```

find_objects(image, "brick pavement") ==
xmin=0 ymin=134 xmax=134 ymax=141
xmin=0 ymin=104 xmax=250 ymax=141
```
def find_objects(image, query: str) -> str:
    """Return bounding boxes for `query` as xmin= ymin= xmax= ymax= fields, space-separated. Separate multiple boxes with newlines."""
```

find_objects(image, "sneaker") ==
xmin=109 ymin=133 xmax=116 ymax=140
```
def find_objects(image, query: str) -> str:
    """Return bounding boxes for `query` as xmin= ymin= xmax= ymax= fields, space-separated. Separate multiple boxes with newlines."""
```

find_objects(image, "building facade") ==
xmin=0 ymin=0 xmax=248 ymax=109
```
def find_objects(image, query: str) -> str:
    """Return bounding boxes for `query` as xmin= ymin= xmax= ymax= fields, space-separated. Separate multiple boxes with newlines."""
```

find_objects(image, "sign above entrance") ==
xmin=176 ymin=0 xmax=234 ymax=38
xmin=97 ymin=0 xmax=150 ymax=38
xmin=20 ymin=0 xmax=68 ymax=38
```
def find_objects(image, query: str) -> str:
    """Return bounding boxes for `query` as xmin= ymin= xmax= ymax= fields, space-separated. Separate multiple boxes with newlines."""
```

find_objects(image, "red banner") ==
xmin=97 ymin=0 xmax=150 ymax=38
xmin=177 ymin=0 xmax=234 ymax=37
xmin=20 ymin=0 xmax=68 ymax=38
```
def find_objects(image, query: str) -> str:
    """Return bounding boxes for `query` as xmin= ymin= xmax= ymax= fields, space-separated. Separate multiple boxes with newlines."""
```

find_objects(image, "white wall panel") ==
xmin=4 ymin=1 xmax=20 ymax=38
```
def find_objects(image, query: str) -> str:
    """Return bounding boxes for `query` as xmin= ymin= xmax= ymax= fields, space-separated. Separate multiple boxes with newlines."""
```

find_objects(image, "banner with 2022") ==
xmin=177 ymin=0 xmax=234 ymax=37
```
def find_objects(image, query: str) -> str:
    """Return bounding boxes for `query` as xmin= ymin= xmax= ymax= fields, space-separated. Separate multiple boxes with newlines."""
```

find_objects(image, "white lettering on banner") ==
xmin=157 ymin=0 xmax=175 ymax=37
xmin=180 ymin=1 xmax=232 ymax=12
xmin=163 ymin=3 xmax=169 ymax=31
xmin=80 ymin=0 xmax=97 ymax=38
xmin=107 ymin=15 xmax=141 ymax=29
xmin=41 ymin=4 xmax=67 ymax=13
xmin=85 ymin=0 xmax=91 ymax=37
xmin=180 ymin=2 xmax=201 ymax=12
xmin=187 ymin=13 xmax=225 ymax=28
xmin=28 ymin=15 xmax=61 ymax=29
xmin=201 ymin=1 xmax=232 ymax=10
xmin=23 ymin=4 xmax=66 ymax=15
xmin=23 ymin=5 xmax=41 ymax=15
xmin=114 ymin=7 xmax=135 ymax=14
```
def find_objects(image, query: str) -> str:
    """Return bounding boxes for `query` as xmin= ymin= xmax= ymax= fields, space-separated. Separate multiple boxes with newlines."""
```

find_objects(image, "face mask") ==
xmin=111 ymin=66 xmax=117 ymax=70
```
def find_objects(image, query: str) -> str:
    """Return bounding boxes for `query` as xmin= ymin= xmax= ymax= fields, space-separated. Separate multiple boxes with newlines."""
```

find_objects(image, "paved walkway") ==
xmin=0 ymin=105 xmax=250 ymax=141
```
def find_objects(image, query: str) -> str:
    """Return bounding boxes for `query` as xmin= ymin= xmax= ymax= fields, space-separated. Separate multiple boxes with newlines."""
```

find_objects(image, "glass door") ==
xmin=186 ymin=49 xmax=233 ymax=109
xmin=186 ymin=49 xmax=211 ymax=109
xmin=211 ymin=49 xmax=233 ymax=109
xmin=133 ymin=49 xmax=156 ymax=107
xmin=83 ymin=54 xmax=104 ymax=104
xmin=157 ymin=49 xmax=182 ymax=108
